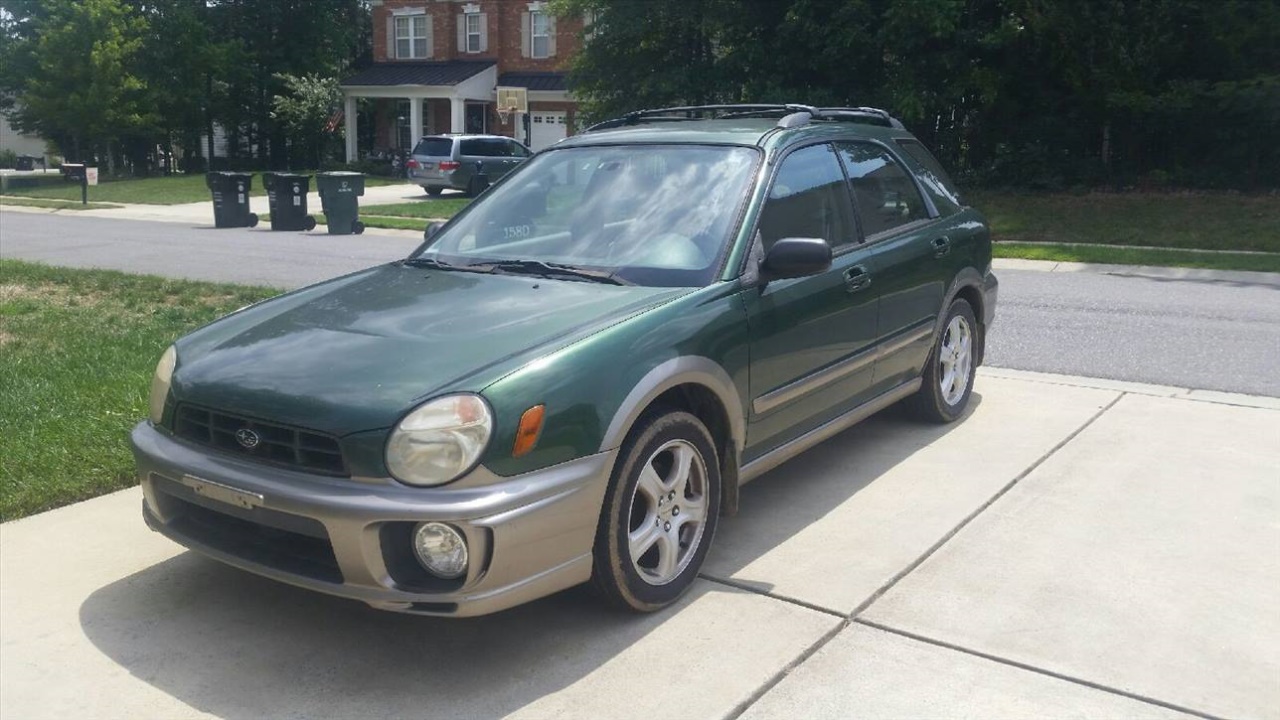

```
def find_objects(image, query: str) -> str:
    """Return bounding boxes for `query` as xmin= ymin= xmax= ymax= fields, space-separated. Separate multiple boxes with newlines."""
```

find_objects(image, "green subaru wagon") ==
xmin=132 ymin=104 xmax=998 ymax=616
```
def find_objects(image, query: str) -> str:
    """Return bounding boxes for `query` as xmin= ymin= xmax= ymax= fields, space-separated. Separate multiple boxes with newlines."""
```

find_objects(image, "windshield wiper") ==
xmin=403 ymin=257 xmax=494 ymax=274
xmin=475 ymin=260 xmax=631 ymax=285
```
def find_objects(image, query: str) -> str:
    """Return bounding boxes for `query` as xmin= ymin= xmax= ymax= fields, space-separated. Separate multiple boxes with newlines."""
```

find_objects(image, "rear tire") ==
xmin=304 ymin=216 xmax=317 ymax=231
xmin=247 ymin=213 xmax=259 ymax=228
xmin=905 ymin=299 xmax=978 ymax=423
xmin=591 ymin=410 xmax=721 ymax=612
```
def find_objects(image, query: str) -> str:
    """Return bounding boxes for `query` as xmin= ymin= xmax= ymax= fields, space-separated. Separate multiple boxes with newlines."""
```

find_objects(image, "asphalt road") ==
xmin=3 ymin=210 xmax=1279 ymax=397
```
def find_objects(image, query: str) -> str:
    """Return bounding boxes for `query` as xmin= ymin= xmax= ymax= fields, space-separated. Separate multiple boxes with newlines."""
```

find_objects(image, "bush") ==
xmin=0 ymin=148 xmax=16 ymax=169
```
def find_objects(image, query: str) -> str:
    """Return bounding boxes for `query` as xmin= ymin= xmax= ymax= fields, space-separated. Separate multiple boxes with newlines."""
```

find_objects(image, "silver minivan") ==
xmin=408 ymin=134 xmax=533 ymax=196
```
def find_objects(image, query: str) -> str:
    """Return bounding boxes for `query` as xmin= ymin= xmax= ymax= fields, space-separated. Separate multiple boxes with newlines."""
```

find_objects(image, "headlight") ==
xmin=148 ymin=345 xmax=177 ymax=425
xmin=386 ymin=394 xmax=492 ymax=486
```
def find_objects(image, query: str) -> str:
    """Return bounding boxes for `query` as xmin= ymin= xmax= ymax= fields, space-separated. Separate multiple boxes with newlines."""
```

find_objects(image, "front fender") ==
xmin=598 ymin=356 xmax=745 ymax=454
xmin=477 ymin=284 xmax=751 ymax=479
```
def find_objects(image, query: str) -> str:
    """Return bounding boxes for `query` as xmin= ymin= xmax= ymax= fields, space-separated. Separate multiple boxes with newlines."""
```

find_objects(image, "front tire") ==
xmin=591 ymin=410 xmax=721 ymax=612
xmin=906 ymin=299 xmax=978 ymax=423
xmin=425 ymin=187 xmax=443 ymax=197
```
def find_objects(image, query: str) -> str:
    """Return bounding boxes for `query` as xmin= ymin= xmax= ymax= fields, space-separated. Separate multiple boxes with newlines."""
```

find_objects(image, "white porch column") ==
xmin=343 ymin=95 xmax=357 ymax=162
xmin=409 ymin=97 xmax=423 ymax=149
xmin=450 ymin=97 xmax=466 ymax=133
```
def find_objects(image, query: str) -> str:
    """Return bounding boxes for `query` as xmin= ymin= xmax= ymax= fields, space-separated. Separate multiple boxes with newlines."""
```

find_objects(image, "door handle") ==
xmin=843 ymin=266 xmax=872 ymax=293
xmin=932 ymin=236 xmax=952 ymax=258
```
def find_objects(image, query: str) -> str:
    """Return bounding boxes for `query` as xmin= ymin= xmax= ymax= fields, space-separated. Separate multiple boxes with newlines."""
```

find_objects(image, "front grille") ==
xmin=174 ymin=404 xmax=346 ymax=475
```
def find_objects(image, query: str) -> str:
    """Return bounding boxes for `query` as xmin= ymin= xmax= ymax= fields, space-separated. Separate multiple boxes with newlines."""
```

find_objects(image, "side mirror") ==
xmin=423 ymin=221 xmax=445 ymax=240
xmin=760 ymin=237 xmax=832 ymax=280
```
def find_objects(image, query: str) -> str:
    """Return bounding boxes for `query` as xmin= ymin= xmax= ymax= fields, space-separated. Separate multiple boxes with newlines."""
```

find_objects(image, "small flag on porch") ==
xmin=324 ymin=109 xmax=345 ymax=133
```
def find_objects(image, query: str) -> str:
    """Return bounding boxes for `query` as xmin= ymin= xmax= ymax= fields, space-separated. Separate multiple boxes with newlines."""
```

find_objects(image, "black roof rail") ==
xmin=583 ymin=103 xmax=904 ymax=132
xmin=585 ymin=104 xmax=818 ymax=132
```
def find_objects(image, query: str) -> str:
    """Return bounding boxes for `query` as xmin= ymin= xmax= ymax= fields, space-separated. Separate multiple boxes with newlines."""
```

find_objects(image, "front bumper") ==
xmin=132 ymin=422 xmax=614 ymax=616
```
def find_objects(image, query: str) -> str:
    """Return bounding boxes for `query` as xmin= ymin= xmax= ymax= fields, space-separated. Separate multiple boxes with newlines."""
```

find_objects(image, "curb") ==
xmin=992 ymin=257 xmax=1280 ymax=286
xmin=978 ymin=367 xmax=1280 ymax=409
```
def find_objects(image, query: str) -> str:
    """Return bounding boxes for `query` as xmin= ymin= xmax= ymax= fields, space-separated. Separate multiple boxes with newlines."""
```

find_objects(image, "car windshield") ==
xmin=413 ymin=145 xmax=760 ymax=287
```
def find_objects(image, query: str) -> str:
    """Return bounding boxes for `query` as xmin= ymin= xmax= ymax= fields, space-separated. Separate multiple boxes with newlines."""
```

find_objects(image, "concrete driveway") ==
xmin=2 ymin=369 xmax=1277 ymax=719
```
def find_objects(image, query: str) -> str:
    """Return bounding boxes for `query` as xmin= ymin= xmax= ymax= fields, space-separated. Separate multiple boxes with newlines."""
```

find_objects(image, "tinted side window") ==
xmin=758 ymin=143 xmax=856 ymax=251
xmin=836 ymin=142 xmax=929 ymax=237
xmin=460 ymin=139 xmax=509 ymax=157
xmin=896 ymin=139 xmax=963 ymax=214
xmin=508 ymin=141 xmax=531 ymax=157
xmin=414 ymin=138 xmax=454 ymax=157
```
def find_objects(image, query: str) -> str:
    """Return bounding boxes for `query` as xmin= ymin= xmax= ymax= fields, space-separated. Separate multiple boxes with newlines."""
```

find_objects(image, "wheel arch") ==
xmin=938 ymin=268 xmax=987 ymax=366
xmin=598 ymin=357 xmax=745 ymax=516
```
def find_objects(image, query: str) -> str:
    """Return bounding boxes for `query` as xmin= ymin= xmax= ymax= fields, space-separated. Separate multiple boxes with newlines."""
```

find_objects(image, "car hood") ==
xmin=171 ymin=263 xmax=687 ymax=435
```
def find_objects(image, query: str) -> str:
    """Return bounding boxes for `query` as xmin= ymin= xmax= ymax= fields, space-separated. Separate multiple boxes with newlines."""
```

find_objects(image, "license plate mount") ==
xmin=181 ymin=474 xmax=264 ymax=510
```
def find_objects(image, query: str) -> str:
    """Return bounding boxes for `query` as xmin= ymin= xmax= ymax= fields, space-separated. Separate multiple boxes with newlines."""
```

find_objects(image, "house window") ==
xmin=531 ymin=11 xmax=550 ymax=58
xmin=395 ymin=15 xmax=429 ymax=59
xmin=465 ymin=13 xmax=481 ymax=53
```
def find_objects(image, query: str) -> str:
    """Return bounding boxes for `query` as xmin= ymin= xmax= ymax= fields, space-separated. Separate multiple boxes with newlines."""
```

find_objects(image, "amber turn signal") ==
xmin=513 ymin=404 xmax=546 ymax=457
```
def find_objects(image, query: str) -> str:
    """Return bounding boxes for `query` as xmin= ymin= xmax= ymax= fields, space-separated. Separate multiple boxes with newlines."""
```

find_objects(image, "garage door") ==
xmin=529 ymin=111 xmax=567 ymax=151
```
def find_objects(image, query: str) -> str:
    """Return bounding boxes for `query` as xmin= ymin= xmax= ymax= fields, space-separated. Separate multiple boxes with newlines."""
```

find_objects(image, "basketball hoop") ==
xmin=495 ymin=86 xmax=528 ymax=129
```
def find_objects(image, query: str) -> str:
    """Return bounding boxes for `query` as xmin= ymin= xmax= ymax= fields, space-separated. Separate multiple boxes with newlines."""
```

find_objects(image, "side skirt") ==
xmin=739 ymin=378 xmax=923 ymax=485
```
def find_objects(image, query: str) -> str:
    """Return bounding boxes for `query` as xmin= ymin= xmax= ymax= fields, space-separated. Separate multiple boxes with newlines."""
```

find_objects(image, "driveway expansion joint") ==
xmin=846 ymin=392 xmax=1127 ymax=619
xmin=853 ymin=618 xmax=1227 ymax=720
xmin=718 ymin=392 xmax=1128 ymax=720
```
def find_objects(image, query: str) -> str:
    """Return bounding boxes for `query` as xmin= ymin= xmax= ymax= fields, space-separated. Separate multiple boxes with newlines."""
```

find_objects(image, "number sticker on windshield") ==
xmin=502 ymin=225 xmax=532 ymax=240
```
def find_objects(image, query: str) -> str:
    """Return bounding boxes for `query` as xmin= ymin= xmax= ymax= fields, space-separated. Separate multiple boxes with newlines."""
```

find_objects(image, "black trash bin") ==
xmin=15 ymin=156 xmax=35 ymax=171
xmin=315 ymin=171 xmax=365 ymax=235
xmin=206 ymin=171 xmax=258 ymax=228
xmin=263 ymin=172 xmax=316 ymax=231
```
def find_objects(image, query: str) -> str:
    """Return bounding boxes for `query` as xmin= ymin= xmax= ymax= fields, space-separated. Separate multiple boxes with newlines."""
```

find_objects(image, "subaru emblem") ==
xmin=235 ymin=428 xmax=261 ymax=449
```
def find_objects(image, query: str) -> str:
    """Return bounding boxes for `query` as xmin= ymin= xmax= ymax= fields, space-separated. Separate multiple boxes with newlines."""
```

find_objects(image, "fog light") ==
xmin=412 ymin=522 xmax=468 ymax=578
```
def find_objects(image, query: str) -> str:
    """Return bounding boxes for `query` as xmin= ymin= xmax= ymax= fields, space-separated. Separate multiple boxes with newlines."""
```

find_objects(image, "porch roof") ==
xmin=341 ymin=61 xmax=496 ymax=88
xmin=497 ymin=72 xmax=568 ymax=92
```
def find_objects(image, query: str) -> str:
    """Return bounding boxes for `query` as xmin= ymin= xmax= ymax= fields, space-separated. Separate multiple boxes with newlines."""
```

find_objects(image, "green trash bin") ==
xmin=206 ymin=172 xmax=258 ymax=228
xmin=315 ymin=171 xmax=365 ymax=235
xmin=263 ymin=172 xmax=317 ymax=231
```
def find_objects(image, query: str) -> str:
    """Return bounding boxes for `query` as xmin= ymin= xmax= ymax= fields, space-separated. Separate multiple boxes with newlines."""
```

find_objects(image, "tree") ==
xmin=1 ymin=0 xmax=152 ymax=169
xmin=559 ymin=0 xmax=1280 ymax=189
xmin=270 ymin=73 xmax=342 ymax=169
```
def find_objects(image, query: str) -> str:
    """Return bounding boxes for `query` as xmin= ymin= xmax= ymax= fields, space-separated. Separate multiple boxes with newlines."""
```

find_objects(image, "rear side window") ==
xmin=835 ymin=142 xmax=929 ymax=238
xmin=460 ymin=139 xmax=515 ymax=157
xmin=896 ymin=139 xmax=963 ymax=213
xmin=758 ymin=143 xmax=857 ymax=251
xmin=414 ymin=138 xmax=454 ymax=157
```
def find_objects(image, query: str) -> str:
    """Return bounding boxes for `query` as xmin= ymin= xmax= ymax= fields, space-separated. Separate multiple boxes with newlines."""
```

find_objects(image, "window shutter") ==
xmin=479 ymin=13 xmax=489 ymax=52
xmin=386 ymin=15 xmax=396 ymax=59
xmin=457 ymin=14 xmax=466 ymax=53
xmin=521 ymin=12 xmax=531 ymax=58
xmin=547 ymin=16 xmax=557 ymax=57
xmin=425 ymin=15 xmax=433 ymax=58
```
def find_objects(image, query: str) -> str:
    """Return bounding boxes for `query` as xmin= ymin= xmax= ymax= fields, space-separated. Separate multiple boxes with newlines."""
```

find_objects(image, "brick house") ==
xmin=340 ymin=0 xmax=585 ymax=160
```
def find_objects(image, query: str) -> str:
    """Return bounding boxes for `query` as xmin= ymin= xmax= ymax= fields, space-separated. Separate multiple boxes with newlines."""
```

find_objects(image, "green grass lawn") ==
xmin=0 ymin=196 xmax=123 ymax=210
xmin=0 ymin=173 xmax=409 ymax=206
xmin=994 ymin=243 xmax=1280 ymax=273
xmin=363 ymin=198 xmax=471 ymax=219
xmin=0 ymin=261 xmax=279 ymax=520
xmin=971 ymin=191 xmax=1280 ymax=254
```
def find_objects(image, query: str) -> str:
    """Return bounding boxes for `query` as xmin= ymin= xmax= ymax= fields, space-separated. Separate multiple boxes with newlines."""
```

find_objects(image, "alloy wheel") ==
xmin=939 ymin=315 xmax=973 ymax=406
xmin=625 ymin=439 xmax=709 ymax=585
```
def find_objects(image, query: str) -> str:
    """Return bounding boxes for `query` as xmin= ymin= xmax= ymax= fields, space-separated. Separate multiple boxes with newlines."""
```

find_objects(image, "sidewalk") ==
xmin=2 ymin=369 xmax=1276 ymax=719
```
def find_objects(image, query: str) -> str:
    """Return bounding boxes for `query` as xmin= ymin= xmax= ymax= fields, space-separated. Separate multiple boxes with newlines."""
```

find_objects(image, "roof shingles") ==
xmin=341 ymin=61 xmax=495 ymax=87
